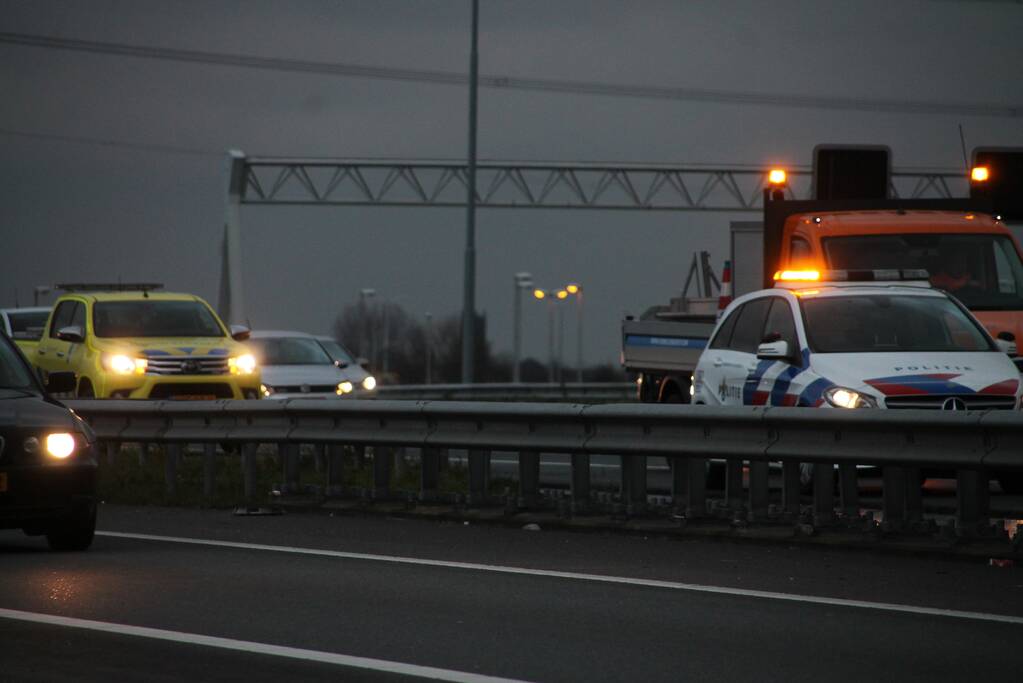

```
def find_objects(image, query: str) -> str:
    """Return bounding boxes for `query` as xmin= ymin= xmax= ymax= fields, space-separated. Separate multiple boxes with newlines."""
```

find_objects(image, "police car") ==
xmin=693 ymin=269 xmax=1022 ymax=411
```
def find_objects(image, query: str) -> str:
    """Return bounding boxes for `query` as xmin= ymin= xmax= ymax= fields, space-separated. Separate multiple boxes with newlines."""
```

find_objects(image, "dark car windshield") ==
xmin=822 ymin=233 xmax=1023 ymax=310
xmin=93 ymin=301 xmax=225 ymax=338
xmin=6 ymin=310 xmax=50 ymax=340
xmin=318 ymin=339 xmax=356 ymax=364
xmin=0 ymin=335 xmax=37 ymax=389
xmin=249 ymin=337 xmax=334 ymax=365
xmin=801 ymin=294 xmax=994 ymax=353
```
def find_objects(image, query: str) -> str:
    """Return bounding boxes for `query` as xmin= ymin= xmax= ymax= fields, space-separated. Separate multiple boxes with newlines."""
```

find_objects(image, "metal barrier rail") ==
xmin=67 ymin=399 xmax=1023 ymax=538
xmin=373 ymin=382 xmax=635 ymax=402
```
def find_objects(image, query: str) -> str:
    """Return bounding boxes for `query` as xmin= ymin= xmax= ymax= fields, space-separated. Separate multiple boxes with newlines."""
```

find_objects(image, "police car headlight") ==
xmin=824 ymin=387 xmax=877 ymax=409
xmin=103 ymin=353 xmax=147 ymax=375
xmin=260 ymin=383 xmax=274 ymax=398
xmin=361 ymin=376 xmax=377 ymax=391
xmin=336 ymin=381 xmax=354 ymax=395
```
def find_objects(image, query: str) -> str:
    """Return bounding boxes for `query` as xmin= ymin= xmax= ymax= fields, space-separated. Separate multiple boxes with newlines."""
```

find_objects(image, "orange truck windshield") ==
xmin=821 ymin=233 xmax=1023 ymax=310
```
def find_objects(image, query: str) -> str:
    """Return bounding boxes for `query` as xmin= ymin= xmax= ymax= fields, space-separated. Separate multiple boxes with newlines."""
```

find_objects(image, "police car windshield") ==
xmin=822 ymin=234 xmax=1023 ymax=310
xmin=93 ymin=301 xmax=225 ymax=338
xmin=249 ymin=338 xmax=333 ymax=365
xmin=801 ymin=295 xmax=994 ymax=353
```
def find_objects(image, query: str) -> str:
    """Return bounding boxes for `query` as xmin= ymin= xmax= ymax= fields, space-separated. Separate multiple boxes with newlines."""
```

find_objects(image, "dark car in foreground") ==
xmin=0 ymin=331 xmax=98 ymax=550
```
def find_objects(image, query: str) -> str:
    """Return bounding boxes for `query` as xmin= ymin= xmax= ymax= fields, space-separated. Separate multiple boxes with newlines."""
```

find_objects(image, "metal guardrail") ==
xmin=67 ymin=399 xmax=1023 ymax=540
xmin=373 ymin=382 xmax=635 ymax=402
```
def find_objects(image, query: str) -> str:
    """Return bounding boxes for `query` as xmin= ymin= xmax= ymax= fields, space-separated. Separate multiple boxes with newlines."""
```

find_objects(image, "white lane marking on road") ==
xmin=97 ymin=531 xmax=1023 ymax=626
xmin=0 ymin=607 xmax=532 ymax=683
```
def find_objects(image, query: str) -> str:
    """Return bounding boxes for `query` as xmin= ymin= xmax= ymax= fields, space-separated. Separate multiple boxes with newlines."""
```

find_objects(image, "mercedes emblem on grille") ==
xmin=301 ymin=384 xmax=311 ymax=393
xmin=941 ymin=397 xmax=968 ymax=411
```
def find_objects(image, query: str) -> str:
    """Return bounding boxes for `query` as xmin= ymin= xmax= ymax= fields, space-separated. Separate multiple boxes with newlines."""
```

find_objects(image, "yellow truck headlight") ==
xmin=46 ymin=433 xmax=76 ymax=459
xmin=229 ymin=354 xmax=257 ymax=375
xmin=103 ymin=353 xmax=147 ymax=375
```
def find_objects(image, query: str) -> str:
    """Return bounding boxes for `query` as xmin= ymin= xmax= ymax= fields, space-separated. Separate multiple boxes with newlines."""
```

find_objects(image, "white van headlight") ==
xmin=824 ymin=387 xmax=877 ymax=409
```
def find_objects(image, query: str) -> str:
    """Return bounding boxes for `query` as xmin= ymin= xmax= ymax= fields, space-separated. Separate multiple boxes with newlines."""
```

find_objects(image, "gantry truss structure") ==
xmin=237 ymin=156 xmax=968 ymax=212
xmin=218 ymin=152 xmax=970 ymax=325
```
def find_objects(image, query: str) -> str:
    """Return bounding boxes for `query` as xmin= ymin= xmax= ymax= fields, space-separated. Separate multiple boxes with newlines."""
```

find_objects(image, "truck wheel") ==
xmin=658 ymin=378 xmax=692 ymax=405
xmin=46 ymin=505 xmax=97 ymax=551
xmin=76 ymin=378 xmax=95 ymax=398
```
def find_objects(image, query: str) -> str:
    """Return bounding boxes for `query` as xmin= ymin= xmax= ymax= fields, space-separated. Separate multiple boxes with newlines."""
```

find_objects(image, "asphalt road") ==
xmin=1 ymin=504 xmax=1022 ymax=682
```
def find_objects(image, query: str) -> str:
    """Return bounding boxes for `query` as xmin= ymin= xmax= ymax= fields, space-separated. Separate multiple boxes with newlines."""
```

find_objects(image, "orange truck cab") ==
xmin=752 ymin=192 xmax=1023 ymax=368
xmin=772 ymin=207 xmax=1023 ymax=347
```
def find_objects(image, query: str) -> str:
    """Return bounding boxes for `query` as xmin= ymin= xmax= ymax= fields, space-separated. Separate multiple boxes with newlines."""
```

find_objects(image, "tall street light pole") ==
xmin=424 ymin=312 xmax=433 ymax=384
xmin=460 ymin=0 xmax=479 ymax=384
xmin=512 ymin=272 xmax=532 ymax=383
xmin=555 ymin=289 xmax=569 ymax=385
xmin=566 ymin=284 xmax=583 ymax=382
xmin=532 ymin=289 xmax=555 ymax=383
xmin=359 ymin=288 xmax=376 ymax=368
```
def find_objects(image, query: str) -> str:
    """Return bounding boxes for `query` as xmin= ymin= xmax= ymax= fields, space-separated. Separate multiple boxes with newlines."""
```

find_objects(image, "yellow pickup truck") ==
xmin=32 ymin=284 xmax=260 ymax=399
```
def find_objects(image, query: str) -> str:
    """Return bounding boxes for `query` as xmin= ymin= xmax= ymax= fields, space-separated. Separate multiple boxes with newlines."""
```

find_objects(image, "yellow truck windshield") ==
xmin=93 ymin=301 xmax=225 ymax=338
xmin=822 ymin=233 xmax=1023 ymax=310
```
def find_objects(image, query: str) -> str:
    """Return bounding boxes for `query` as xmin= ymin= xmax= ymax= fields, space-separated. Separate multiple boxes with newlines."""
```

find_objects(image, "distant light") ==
xmin=964 ymin=214 xmax=975 ymax=221
xmin=556 ymin=290 xmax=569 ymax=299
xmin=533 ymin=289 xmax=546 ymax=300
xmin=971 ymin=166 xmax=989 ymax=182
xmin=566 ymin=284 xmax=580 ymax=294
xmin=768 ymin=169 xmax=787 ymax=185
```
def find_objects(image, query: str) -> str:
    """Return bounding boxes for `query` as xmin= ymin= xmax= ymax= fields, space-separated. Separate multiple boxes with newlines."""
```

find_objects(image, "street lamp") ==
xmin=565 ymin=284 xmax=583 ymax=382
xmin=359 ymin=288 xmax=376 ymax=368
xmin=512 ymin=272 xmax=533 ymax=383
xmin=532 ymin=288 xmax=556 ymax=382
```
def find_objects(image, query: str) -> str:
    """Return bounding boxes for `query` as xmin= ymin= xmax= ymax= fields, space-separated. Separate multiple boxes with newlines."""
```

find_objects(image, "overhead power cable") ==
xmin=0 ymin=127 xmax=219 ymax=157
xmin=0 ymin=31 xmax=1019 ymax=118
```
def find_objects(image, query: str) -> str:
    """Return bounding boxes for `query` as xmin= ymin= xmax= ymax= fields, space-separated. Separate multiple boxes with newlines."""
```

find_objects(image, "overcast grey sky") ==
xmin=2 ymin=0 xmax=1022 ymax=367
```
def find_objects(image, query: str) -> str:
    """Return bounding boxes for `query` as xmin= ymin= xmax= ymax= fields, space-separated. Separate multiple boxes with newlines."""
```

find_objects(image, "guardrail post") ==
xmin=326 ymin=444 xmax=345 ymax=497
xmin=373 ymin=446 xmax=392 ymax=499
xmin=748 ymin=460 xmax=769 ymax=521
xmin=782 ymin=461 xmax=800 ymax=518
xmin=685 ymin=458 xmax=707 ymax=520
xmin=725 ymin=459 xmax=743 ymax=515
xmin=812 ymin=464 xmax=835 ymax=526
xmin=838 ymin=464 xmax=859 ymax=520
xmin=905 ymin=467 xmax=923 ymax=523
xmin=281 ymin=442 xmax=300 ymax=494
xmin=242 ymin=443 xmax=258 ymax=503
xmin=882 ymin=466 xmax=907 ymax=531
xmin=570 ymin=453 xmax=590 ymax=514
xmin=518 ymin=450 xmax=541 ymax=509
xmin=203 ymin=443 xmax=216 ymax=502
xmin=956 ymin=468 xmax=990 ymax=535
xmin=467 ymin=449 xmax=490 ymax=506
xmin=104 ymin=441 xmax=119 ymax=466
xmin=622 ymin=455 xmax=647 ymax=516
xmin=164 ymin=444 xmax=179 ymax=498
xmin=420 ymin=447 xmax=441 ymax=502
xmin=670 ymin=457 xmax=688 ymax=515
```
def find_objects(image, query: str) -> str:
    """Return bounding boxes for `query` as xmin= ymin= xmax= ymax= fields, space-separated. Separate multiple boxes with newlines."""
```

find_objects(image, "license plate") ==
xmin=0 ymin=472 xmax=7 ymax=493
xmin=171 ymin=395 xmax=217 ymax=401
